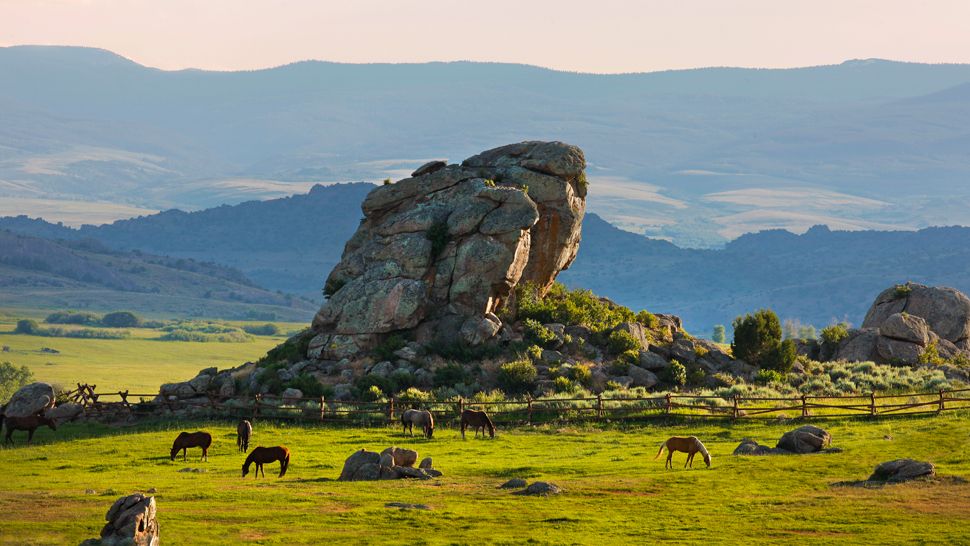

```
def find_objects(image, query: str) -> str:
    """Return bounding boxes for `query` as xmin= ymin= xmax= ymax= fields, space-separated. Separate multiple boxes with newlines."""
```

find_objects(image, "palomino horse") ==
xmin=401 ymin=409 xmax=434 ymax=439
xmin=655 ymin=436 xmax=711 ymax=469
xmin=170 ymin=431 xmax=213 ymax=461
xmin=2 ymin=413 xmax=57 ymax=446
xmin=243 ymin=446 xmax=290 ymax=478
xmin=237 ymin=420 xmax=252 ymax=452
xmin=460 ymin=409 xmax=495 ymax=439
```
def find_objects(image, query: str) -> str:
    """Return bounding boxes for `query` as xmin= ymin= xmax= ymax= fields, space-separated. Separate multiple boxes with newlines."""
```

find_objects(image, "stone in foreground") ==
xmin=81 ymin=493 xmax=159 ymax=546
xmin=338 ymin=448 xmax=442 ymax=481
xmin=868 ymin=459 xmax=935 ymax=483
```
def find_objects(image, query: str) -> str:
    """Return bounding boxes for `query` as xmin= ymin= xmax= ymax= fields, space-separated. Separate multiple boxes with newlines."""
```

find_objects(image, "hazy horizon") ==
xmin=2 ymin=1 xmax=969 ymax=73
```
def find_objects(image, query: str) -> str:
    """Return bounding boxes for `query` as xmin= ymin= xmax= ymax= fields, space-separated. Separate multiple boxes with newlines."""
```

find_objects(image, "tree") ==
xmin=731 ymin=309 xmax=783 ymax=368
xmin=101 ymin=311 xmax=140 ymax=328
xmin=14 ymin=319 xmax=39 ymax=335
xmin=712 ymin=325 xmax=726 ymax=344
xmin=798 ymin=324 xmax=817 ymax=341
xmin=763 ymin=339 xmax=797 ymax=373
xmin=0 ymin=361 xmax=34 ymax=401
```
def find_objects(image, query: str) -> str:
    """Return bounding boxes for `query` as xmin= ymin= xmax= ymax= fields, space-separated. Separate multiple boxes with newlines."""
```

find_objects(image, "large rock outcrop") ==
xmin=81 ymin=493 xmax=159 ymax=546
xmin=3 ymin=382 xmax=55 ymax=418
xmin=308 ymin=141 xmax=586 ymax=360
xmin=835 ymin=283 xmax=970 ymax=365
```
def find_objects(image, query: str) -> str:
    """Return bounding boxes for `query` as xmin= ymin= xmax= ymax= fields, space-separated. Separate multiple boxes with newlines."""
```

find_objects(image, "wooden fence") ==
xmin=61 ymin=384 xmax=970 ymax=426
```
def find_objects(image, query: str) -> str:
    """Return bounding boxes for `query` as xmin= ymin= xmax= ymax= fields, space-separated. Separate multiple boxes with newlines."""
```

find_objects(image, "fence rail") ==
xmin=60 ymin=383 xmax=970 ymax=426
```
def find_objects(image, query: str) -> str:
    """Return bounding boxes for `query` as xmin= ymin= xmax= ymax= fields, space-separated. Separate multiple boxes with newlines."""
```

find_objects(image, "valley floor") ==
xmin=1 ymin=415 xmax=968 ymax=544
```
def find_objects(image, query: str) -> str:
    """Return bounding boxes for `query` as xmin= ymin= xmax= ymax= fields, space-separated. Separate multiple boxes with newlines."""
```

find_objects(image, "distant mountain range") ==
xmin=6 ymin=184 xmax=970 ymax=334
xmin=3 ymin=46 xmax=970 ymax=246
xmin=0 ymin=229 xmax=317 ymax=321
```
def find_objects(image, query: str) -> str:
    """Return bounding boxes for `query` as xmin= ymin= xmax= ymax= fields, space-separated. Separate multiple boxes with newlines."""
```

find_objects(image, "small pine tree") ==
xmin=712 ymin=324 xmax=726 ymax=344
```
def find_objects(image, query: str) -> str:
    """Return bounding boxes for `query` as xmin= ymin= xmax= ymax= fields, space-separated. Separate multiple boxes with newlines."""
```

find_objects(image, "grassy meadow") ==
xmin=1 ymin=414 xmax=968 ymax=545
xmin=0 ymin=310 xmax=303 ymax=393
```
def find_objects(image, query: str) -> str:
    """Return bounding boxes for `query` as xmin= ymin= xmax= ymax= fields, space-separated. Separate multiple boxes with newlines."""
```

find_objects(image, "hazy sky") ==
xmin=1 ymin=1 xmax=969 ymax=73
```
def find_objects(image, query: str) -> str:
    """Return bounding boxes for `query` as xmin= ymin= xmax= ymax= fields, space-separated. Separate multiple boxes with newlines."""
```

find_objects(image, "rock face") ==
xmin=82 ymin=493 xmax=159 ymax=546
xmin=338 ymin=448 xmax=442 ymax=481
xmin=309 ymin=141 xmax=587 ymax=360
xmin=3 ymin=382 xmax=55 ymax=418
xmin=868 ymin=459 xmax=935 ymax=483
xmin=836 ymin=283 xmax=970 ymax=365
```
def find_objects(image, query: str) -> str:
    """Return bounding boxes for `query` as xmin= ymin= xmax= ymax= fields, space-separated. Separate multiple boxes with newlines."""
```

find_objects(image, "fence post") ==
xmin=801 ymin=394 xmax=808 ymax=418
xmin=458 ymin=397 xmax=464 ymax=420
xmin=320 ymin=396 xmax=326 ymax=421
xmin=665 ymin=393 xmax=672 ymax=415
xmin=527 ymin=397 xmax=533 ymax=425
xmin=870 ymin=393 xmax=876 ymax=416
xmin=253 ymin=394 xmax=261 ymax=421
xmin=388 ymin=397 xmax=395 ymax=422
xmin=732 ymin=395 xmax=740 ymax=419
xmin=596 ymin=394 xmax=603 ymax=419
xmin=939 ymin=389 xmax=946 ymax=412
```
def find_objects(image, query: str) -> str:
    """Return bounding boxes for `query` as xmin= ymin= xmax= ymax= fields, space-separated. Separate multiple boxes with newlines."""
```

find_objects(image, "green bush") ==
xmin=355 ymin=374 xmax=397 ymax=397
xmin=731 ymin=309 xmax=783 ymax=368
xmin=396 ymin=387 xmax=433 ymax=407
xmin=893 ymin=283 xmax=913 ymax=300
xmin=635 ymin=310 xmax=659 ymax=329
xmin=434 ymin=363 xmax=471 ymax=388
xmin=607 ymin=329 xmax=640 ymax=354
xmin=44 ymin=311 xmax=100 ymax=326
xmin=553 ymin=376 xmax=575 ymax=393
xmin=158 ymin=329 xmax=251 ymax=342
xmin=286 ymin=373 xmax=326 ymax=398
xmin=258 ymin=330 xmax=312 ymax=366
xmin=14 ymin=319 xmax=39 ymax=334
xmin=763 ymin=339 xmax=797 ymax=373
xmin=0 ymin=361 xmax=34 ymax=402
xmin=101 ymin=311 xmax=140 ymax=328
xmin=820 ymin=322 xmax=850 ymax=345
xmin=497 ymin=359 xmax=537 ymax=395
xmin=515 ymin=282 xmax=635 ymax=334
xmin=426 ymin=220 xmax=450 ymax=258
xmin=523 ymin=319 xmax=558 ymax=348
xmin=373 ymin=334 xmax=407 ymax=361
xmin=712 ymin=325 xmax=726 ymax=344
xmin=567 ymin=363 xmax=593 ymax=386
xmin=755 ymin=368 xmax=784 ymax=385
xmin=608 ymin=358 xmax=631 ymax=376
xmin=686 ymin=364 xmax=707 ymax=386
xmin=242 ymin=323 xmax=281 ymax=336
xmin=525 ymin=344 xmax=543 ymax=361
xmin=665 ymin=359 xmax=687 ymax=387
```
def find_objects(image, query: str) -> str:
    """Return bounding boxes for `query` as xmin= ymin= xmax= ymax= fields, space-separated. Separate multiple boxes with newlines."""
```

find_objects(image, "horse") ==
xmin=242 ymin=446 xmax=290 ymax=478
xmin=236 ymin=420 xmax=252 ymax=452
xmin=170 ymin=431 xmax=212 ymax=462
xmin=401 ymin=409 xmax=434 ymax=439
xmin=460 ymin=409 xmax=495 ymax=440
xmin=654 ymin=436 xmax=711 ymax=469
xmin=2 ymin=413 xmax=57 ymax=446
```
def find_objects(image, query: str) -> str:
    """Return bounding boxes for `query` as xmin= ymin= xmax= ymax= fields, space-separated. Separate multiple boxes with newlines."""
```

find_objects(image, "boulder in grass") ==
xmin=733 ymin=439 xmax=786 ymax=456
xmin=80 ymin=493 xmax=159 ymax=546
xmin=3 ymin=382 xmax=55 ymax=418
xmin=776 ymin=425 xmax=831 ymax=454
xmin=338 ymin=449 xmax=382 ymax=481
xmin=515 ymin=481 xmax=562 ymax=496
xmin=869 ymin=459 xmax=935 ymax=483
xmin=499 ymin=478 xmax=528 ymax=489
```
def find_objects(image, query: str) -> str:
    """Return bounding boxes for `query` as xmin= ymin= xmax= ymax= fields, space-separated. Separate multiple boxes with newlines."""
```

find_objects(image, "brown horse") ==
xmin=243 ymin=446 xmax=290 ymax=478
xmin=2 ymin=414 xmax=57 ymax=446
xmin=460 ymin=409 xmax=495 ymax=439
xmin=401 ymin=409 xmax=434 ymax=439
xmin=655 ymin=436 xmax=711 ymax=469
xmin=237 ymin=420 xmax=252 ymax=452
xmin=170 ymin=431 xmax=212 ymax=461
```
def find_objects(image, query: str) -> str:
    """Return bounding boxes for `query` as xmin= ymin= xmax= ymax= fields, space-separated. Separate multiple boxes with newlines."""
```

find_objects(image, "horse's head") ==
xmin=703 ymin=452 xmax=712 ymax=468
xmin=170 ymin=446 xmax=179 ymax=461
xmin=242 ymin=463 xmax=250 ymax=477
xmin=426 ymin=425 xmax=434 ymax=439
xmin=46 ymin=418 xmax=57 ymax=431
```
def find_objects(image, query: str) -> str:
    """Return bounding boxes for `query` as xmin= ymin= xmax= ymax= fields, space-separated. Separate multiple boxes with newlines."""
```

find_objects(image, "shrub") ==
xmin=553 ymin=376 xmax=575 ymax=393
xmin=731 ymin=309 xmax=783 ymax=368
xmin=515 ymin=282 xmax=635 ymax=333
xmin=286 ymin=373 xmax=325 ymax=398
xmin=607 ymin=330 xmax=640 ymax=354
xmin=322 ymin=277 xmax=346 ymax=299
xmin=363 ymin=385 xmax=386 ymax=402
xmin=665 ymin=359 xmax=687 ymax=387
xmin=0 ymin=361 xmax=34 ymax=402
xmin=608 ymin=358 xmax=631 ymax=376
xmin=44 ymin=311 xmax=99 ymax=325
xmin=426 ymin=220 xmax=450 ymax=258
xmin=635 ymin=310 xmax=659 ymax=329
xmin=755 ymin=369 xmax=784 ymax=385
xmin=355 ymin=374 xmax=396 ymax=397
xmin=712 ymin=324 xmax=726 ymax=344
xmin=918 ymin=341 xmax=947 ymax=366
xmin=497 ymin=359 xmax=537 ymax=395
xmin=101 ymin=311 xmax=140 ymax=328
xmin=820 ymin=322 xmax=850 ymax=345
xmin=763 ymin=339 xmax=797 ymax=373
xmin=523 ymin=319 xmax=558 ymax=348
xmin=242 ymin=323 xmax=281 ymax=336
xmin=396 ymin=387 xmax=433 ymax=407
xmin=258 ymin=330 xmax=312 ymax=366
xmin=525 ymin=344 xmax=543 ymax=361
xmin=567 ymin=363 xmax=593 ymax=386
xmin=434 ymin=363 xmax=471 ymax=388
xmin=14 ymin=319 xmax=40 ymax=334
xmin=686 ymin=364 xmax=707 ymax=386
xmin=893 ymin=283 xmax=913 ymax=300
xmin=373 ymin=334 xmax=407 ymax=361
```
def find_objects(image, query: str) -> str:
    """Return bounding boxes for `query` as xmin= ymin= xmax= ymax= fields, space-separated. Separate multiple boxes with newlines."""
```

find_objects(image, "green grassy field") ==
xmin=0 ymin=312 xmax=302 ymax=393
xmin=1 ymin=414 xmax=968 ymax=545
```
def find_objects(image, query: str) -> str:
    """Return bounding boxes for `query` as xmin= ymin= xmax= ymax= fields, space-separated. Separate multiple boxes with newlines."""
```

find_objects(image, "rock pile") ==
xmin=308 ymin=141 xmax=587 ymax=361
xmin=338 ymin=447 xmax=442 ymax=481
xmin=822 ymin=283 xmax=970 ymax=365
xmin=499 ymin=479 xmax=562 ymax=496
xmin=733 ymin=425 xmax=833 ymax=456
xmin=81 ymin=493 xmax=159 ymax=546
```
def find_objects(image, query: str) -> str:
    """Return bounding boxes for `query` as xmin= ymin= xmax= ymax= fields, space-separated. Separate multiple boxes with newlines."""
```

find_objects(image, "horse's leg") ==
xmin=27 ymin=427 xmax=35 ymax=446
xmin=460 ymin=422 xmax=466 ymax=440
xmin=686 ymin=452 xmax=693 ymax=468
xmin=666 ymin=452 xmax=672 ymax=469
xmin=182 ymin=448 xmax=187 ymax=462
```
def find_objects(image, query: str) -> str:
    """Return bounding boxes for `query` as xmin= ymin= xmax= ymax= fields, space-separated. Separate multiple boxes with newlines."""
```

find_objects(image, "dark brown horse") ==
xmin=2 ymin=413 xmax=57 ymax=446
xmin=236 ymin=420 xmax=252 ymax=452
xmin=170 ymin=431 xmax=212 ymax=461
xmin=460 ymin=409 xmax=495 ymax=439
xmin=243 ymin=446 xmax=290 ymax=478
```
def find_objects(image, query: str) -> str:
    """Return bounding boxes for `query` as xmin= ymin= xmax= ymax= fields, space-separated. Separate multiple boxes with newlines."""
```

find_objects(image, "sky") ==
xmin=1 ymin=1 xmax=969 ymax=73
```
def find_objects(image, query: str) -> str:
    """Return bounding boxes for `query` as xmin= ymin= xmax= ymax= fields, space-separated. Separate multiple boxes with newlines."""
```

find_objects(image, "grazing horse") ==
xmin=170 ymin=431 xmax=212 ymax=462
xmin=460 ymin=409 xmax=495 ymax=439
xmin=243 ymin=446 xmax=290 ymax=478
xmin=401 ymin=409 xmax=435 ymax=439
xmin=655 ymin=436 xmax=711 ymax=469
xmin=236 ymin=420 xmax=252 ymax=452
xmin=2 ymin=414 xmax=57 ymax=446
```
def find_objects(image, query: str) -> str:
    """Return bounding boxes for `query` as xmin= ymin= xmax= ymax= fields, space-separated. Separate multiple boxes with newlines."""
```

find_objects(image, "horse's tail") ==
xmin=280 ymin=452 xmax=290 ymax=477
xmin=654 ymin=440 xmax=668 ymax=459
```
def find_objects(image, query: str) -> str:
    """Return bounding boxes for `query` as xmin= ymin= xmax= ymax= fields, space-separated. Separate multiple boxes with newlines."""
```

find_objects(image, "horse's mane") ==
xmin=694 ymin=438 xmax=710 ymax=457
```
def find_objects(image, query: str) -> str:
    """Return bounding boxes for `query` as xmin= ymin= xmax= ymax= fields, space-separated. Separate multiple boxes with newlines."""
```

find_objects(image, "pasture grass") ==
xmin=1 ymin=413 xmax=968 ymax=544
xmin=0 ymin=313 xmax=302 ymax=393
